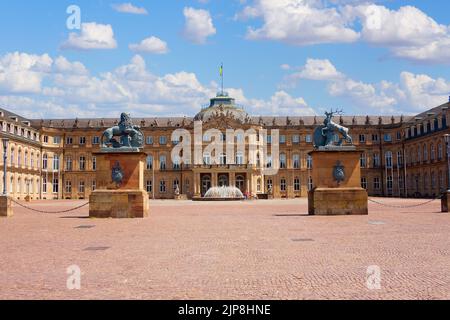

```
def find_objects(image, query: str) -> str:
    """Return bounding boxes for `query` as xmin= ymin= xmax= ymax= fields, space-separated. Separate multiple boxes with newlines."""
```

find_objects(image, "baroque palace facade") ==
xmin=1 ymin=93 xmax=449 ymax=200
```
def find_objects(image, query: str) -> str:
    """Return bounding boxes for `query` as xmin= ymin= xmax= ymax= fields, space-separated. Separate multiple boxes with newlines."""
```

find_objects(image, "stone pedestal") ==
xmin=89 ymin=151 xmax=149 ymax=218
xmin=0 ymin=195 xmax=13 ymax=217
xmin=441 ymin=191 xmax=450 ymax=212
xmin=308 ymin=149 xmax=368 ymax=215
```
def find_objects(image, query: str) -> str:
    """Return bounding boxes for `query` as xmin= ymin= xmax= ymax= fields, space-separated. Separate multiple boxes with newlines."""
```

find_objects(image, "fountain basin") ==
xmin=193 ymin=186 xmax=245 ymax=201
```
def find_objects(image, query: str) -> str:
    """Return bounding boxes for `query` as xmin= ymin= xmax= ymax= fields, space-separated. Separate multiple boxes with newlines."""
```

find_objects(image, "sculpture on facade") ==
xmin=101 ymin=113 xmax=144 ymax=149
xmin=313 ymin=109 xmax=353 ymax=149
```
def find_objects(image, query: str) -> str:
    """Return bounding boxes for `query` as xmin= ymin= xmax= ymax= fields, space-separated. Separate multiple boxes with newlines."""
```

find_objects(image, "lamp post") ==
xmin=2 ymin=138 xmax=9 ymax=195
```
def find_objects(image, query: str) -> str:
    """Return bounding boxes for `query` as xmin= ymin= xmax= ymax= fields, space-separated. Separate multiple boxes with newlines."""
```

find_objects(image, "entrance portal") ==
xmin=201 ymin=174 xmax=211 ymax=197
xmin=218 ymin=174 xmax=229 ymax=187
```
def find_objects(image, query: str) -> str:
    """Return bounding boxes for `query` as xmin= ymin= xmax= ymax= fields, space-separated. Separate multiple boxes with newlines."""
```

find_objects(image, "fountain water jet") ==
xmin=194 ymin=186 xmax=245 ymax=201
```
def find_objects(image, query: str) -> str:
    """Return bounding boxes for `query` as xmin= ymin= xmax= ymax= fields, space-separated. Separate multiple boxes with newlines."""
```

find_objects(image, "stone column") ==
xmin=193 ymin=172 xmax=200 ymax=197
xmin=230 ymin=172 xmax=235 ymax=188
xmin=0 ymin=195 xmax=12 ymax=217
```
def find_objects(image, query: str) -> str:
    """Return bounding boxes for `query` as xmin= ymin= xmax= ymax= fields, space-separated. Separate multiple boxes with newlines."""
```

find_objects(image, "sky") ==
xmin=1 ymin=0 xmax=450 ymax=119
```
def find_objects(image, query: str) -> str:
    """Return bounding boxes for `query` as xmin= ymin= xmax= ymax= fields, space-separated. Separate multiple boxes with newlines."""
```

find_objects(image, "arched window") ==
xmin=430 ymin=144 xmax=435 ymax=161
xmin=423 ymin=144 xmax=428 ymax=162
xmin=66 ymin=156 xmax=73 ymax=171
xmin=159 ymin=155 xmax=166 ymax=170
xmin=18 ymin=149 xmax=22 ymax=166
xmin=218 ymin=174 xmax=228 ymax=187
xmin=10 ymin=147 xmax=15 ymax=166
xmin=294 ymin=177 xmax=301 ymax=191
xmin=236 ymin=175 xmax=245 ymax=192
xmin=24 ymin=151 xmax=28 ymax=168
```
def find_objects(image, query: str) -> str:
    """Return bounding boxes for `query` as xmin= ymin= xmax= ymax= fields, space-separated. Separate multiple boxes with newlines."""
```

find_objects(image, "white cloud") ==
xmin=239 ymin=1 xmax=450 ymax=64
xmin=0 ymin=52 xmax=52 ymax=94
xmin=239 ymin=0 xmax=359 ymax=45
xmin=182 ymin=7 xmax=217 ymax=44
xmin=0 ymin=52 xmax=313 ymax=118
xmin=61 ymin=23 xmax=118 ymax=50
xmin=112 ymin=3 xmax=148 ymax=15
xmin=284 ymin=58 xmax=450 ymax=114
xmin=129 ymin=36 xmax=169 ymax=54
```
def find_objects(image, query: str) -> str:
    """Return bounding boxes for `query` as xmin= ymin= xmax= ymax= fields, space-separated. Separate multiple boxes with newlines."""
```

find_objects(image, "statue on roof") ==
xmin=101 ymin=113 xmax=144 ymax=150
xmin=313 ymin=109 xmax=353 ymax=149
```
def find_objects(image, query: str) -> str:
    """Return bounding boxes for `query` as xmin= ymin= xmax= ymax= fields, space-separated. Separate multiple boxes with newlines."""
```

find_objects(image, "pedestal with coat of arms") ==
xmin=89 ymin=113 xmax=149 ymax=218
xmin=308 ymin=110 xmax=368 ymax=216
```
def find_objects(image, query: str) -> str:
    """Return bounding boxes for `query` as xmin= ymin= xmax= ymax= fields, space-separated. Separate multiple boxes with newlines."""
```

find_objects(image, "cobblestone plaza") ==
xmin=1 ymin=198 xmax=449 ymax=300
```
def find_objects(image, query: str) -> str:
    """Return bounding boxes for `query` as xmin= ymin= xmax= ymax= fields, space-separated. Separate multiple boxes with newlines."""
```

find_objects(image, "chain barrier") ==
xmin=368 ymin=196 xmax=441 ymax=209
xmin=10 ymin=198 xmax=89 ymax=214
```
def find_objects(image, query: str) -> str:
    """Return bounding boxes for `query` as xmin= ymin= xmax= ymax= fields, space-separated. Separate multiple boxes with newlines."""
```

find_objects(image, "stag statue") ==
xmin=101 ymin=113 xmax=144 ymax=149
xmin=313 ymin=109 xmax=353 ymax=148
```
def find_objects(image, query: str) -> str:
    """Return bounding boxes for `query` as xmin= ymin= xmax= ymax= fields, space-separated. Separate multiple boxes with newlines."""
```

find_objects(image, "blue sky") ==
xmin=0 ymin=0 xmax=450 ymax=119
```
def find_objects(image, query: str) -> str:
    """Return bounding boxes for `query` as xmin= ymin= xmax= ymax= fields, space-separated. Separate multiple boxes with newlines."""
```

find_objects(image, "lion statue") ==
xmin=101 ymin=113 xmax=144 ymax=148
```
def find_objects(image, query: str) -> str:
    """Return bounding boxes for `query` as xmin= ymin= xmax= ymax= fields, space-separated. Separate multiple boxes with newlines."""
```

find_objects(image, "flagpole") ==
xmin=221 ymin=63 xmax=224 ymax=95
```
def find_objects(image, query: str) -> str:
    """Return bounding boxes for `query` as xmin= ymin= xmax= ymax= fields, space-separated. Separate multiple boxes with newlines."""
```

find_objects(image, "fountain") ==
xmin=195 ymin=186 xmax=245 ymax=201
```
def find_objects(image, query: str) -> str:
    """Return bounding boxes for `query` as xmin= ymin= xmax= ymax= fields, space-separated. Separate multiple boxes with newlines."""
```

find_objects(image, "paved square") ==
xmin=0 ymin=198 xmax=449 ymax=300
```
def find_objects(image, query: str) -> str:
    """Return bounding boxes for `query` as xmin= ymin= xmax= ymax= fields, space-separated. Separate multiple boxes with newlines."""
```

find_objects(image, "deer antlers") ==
xmin=326 ymin=108 xmax=344 ymax=116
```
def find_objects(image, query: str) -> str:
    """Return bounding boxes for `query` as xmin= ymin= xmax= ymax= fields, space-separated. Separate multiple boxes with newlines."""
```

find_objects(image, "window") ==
xmin=423 ymin=145 xmax=428 ymax=162
xmin=308 ymin=177 xmax=313 ymax=191
xmin=42 ymin=177 xmax=47 ymax=194
xmin=360 ymin=153 xmax=366 ymax=168
xmin=294 ymin=178 xmax=301 ymax=191
xmin=79 ymin=181 xmax=85 ymax=193
xmin=257 ymin=178 xmax=262 ymax=192
xmin=146 ymin=155 xmax=153 ymax=170
xmin=384 ymin=134 xmax=392 ymax=142
xmin=438 ymin=143 xmax=443 ymax=160
xmin=42 ymin=154 xmax=48 ymax=170
xmin=159 ymin=136 xmax=167 ymax=145
xmin=79 ymin=136 xmax=86 ymax=145
xmin=372 ymin=153 xmax=380 ymax=168
xmin=203 ymin=152 xmax=211 ymax=165
xmin=220 ymin=133 xmax=226 ymax=142
xmin=52 ymin=178 xmax=59 ymax=194
xmin=396 ymin=131 xmax=402 ymax=140
xmin=372 ymin=134 xmax=379 ymax=142
xmin=292 ymin=135 xmax=300 ymax=144
xmin=65 ymin=181 xmax=72 ymax=193
xmin=266 ymin=179 xmax=273 ymax=192
xmin=53 ymin=154 xmax=60 ymax=171
xmin=359 ymin=134 xmax=366 ymax=143
xmin=307 ymin=155 xmax=312 ymax=169
xmin=173 ymin=156 xmax=181 ymax=169
xmin=266 ymin=135 xmax=272 ymax=144
xmin=79 ymin=156 xmax=86 ymax=171
xmin=305 ymin=135 xmax=312 ymax=143
xmin=146 ymin=180 xmax=152 ymax=193
xmin=361 ymin=177 xmax=368 ymax=190
xmin=385 ymin=151 xmax=393 ymax=169
xmin=159 ymin=180 xmax=166 ymax=193
xmin=280 ymin=135 xmax=286 ymax=144
xmin=280 ymin=153 xmax=286 ymax=169
xmin=43 ymin=136 xmax=49 ymax=143
xmin=397 ymin=151 xmax=403 ymax=167
xmin=54 ymin=136 xmax=61 ymax=144
xmin=387 ymin=176 xmax=394 ymax=192
xmin=66 ymin=137 xmax=73 ymax=145
xmin=66 ymin=157 xmax=73 ymax=171
xmin=235 ymin=152 xmax=244 ymax=165
xmin=374 ymin=177 xmax=380 ymax=190
xmin=92 ymin=156 xmax=97 ymax=171
xmin=24 ymin=151 xmax=28 ymax=167
xmin=417 ymin=146 xmax=421 ymax=163
xmin=30 ymin=153 xmax=34 ymax=168
xmin=431 ymin=172 xmax=436 ymax=190
xmin=280 ymin=178 xmax=287 ymax=192
xmin=159 ymin=155 xmax=166 ymax=170
xmin=146 ymin=136 xmax=154 ymax=145
xmin=266 ymin=155 xmax=272 ymax=168
xmin=293 ymin=154 xmax=300 ymax=169
xmin=173 ymin=179 xmax=180 ymax=191
xmin=18 ymin=149 xmax=21 ymax=166
xmin=430 ymin=144 xmax=436 ymax=161
xmin=219 ymin=153 xmax=227 ymax=165
xmin=92 ymin=180 xmax=96 ymax=191
xmin=92 ymin=136 xmax=100 ymax=145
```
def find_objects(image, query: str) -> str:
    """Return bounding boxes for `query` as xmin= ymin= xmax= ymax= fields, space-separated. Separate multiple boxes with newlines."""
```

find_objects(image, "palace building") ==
xmin=1 ymin=93 xmax=449 ymax=200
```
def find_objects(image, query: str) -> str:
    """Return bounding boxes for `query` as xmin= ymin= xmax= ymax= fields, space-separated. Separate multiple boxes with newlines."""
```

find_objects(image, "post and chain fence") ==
xmin=10 ymin=198 xmax=89 ymax=214
xmin=368 ymin=195 xmax=441 ymax=209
